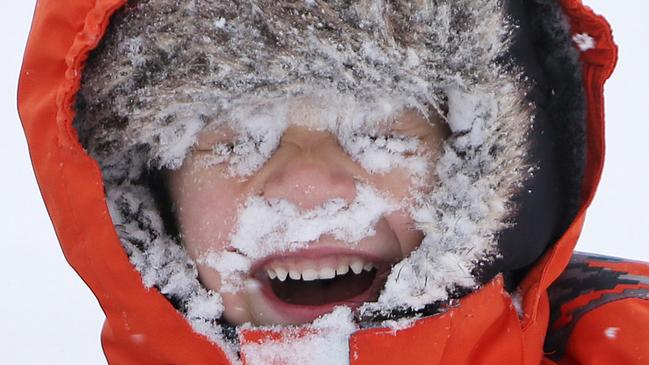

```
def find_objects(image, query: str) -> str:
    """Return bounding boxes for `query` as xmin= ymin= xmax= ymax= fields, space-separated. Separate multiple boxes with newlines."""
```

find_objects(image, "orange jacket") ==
xmin=17 ymin=0 xmax=649 ymax=364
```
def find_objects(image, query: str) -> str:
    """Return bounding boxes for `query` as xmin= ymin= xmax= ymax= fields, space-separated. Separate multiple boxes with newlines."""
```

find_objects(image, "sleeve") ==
xmin=544 ymin=252 xmax=649 ymax=365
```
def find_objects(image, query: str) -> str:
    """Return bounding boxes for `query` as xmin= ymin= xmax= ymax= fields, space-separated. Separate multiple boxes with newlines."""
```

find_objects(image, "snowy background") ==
xmin=1 ymin=2 xmax=647 ymax=364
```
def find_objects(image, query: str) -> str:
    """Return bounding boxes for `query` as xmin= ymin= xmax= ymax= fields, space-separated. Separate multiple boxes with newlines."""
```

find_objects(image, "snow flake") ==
xmin=573 ymin=33 xmax=596 ymax=52
xmin=604 ymin=327 xmax=620 ymax=339
xmin=214 ymin=17 xmax=226 ymax=29
xmin=510 ymin=290 xmax=524 ymax=318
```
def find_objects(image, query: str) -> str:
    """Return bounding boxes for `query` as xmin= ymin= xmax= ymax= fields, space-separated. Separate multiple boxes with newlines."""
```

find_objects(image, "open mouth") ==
xmin=253 ymin=252 xmax=387 ymax=320
xmin=269 ymin=261 xmax=377 ymax=306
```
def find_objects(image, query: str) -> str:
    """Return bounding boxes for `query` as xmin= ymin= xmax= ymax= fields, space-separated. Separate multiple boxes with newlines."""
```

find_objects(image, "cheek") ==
xmin=369 ymin=154 xmax=440 ymax=256
xmin=168 ymin=168 xmax=244 ymax=258
xmin=385 ymin=210 xmax=424 ymax=256
xmin=369 ymin=167 xmax=414 ymax=200
xmin=368 ymin=167 xmax=430 ymax=256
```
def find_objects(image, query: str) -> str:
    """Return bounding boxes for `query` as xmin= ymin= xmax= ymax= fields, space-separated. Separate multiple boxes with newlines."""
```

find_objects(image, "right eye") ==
xmin=192 ymin=128 xmax=280 ymax=177
xmin=194 ymin=128 xmax=237 ymax=152
xmin=349 ymin=133 xmax=420 ymax=155
xmin=194 ymin=138 xmax=254 ymax=166
xmin=367 ymin=134 xmax=412 ymax=149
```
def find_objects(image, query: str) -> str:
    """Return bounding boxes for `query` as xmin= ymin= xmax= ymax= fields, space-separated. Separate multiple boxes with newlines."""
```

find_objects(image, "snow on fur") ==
xmin=105 ymin=185 xmax=238 ymax=358
xmin=75 ymin=0 xmax=532 ymax=355
xmin=362 ymin=81 xmax=530 ymax=314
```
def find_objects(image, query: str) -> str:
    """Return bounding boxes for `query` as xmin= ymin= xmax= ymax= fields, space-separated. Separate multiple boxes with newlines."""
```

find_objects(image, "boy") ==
xmin=18 ymin=0 xmax=649 ymax=363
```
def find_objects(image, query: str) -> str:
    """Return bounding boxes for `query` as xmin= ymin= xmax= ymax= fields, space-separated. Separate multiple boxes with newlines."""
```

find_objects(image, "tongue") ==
xmin=271 ymin=270 xmax=376 ymax=306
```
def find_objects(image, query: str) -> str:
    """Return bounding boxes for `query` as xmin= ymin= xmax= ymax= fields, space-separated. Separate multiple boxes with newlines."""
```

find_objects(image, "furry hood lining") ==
xmin=75 ymin=0 xmax=536 ymax=355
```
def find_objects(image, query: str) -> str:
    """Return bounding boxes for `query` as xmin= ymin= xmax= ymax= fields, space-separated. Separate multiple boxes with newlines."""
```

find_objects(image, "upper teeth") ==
xmin=266 ymin=260 xmax=376 ymax=282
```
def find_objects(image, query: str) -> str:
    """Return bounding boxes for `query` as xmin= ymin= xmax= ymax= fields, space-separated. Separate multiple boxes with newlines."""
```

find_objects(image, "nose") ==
xmin=262 ymin=139 xmax=358 ymax=211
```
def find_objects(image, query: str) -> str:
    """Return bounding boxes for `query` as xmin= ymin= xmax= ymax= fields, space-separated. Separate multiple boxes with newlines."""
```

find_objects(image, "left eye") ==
xmin=354 ymin=133 xmax=419 ymax=155
xmin=337 ymin=132 xmax=422 ymax=174
xmin=367 ymin=134 xmax=391 ymax=144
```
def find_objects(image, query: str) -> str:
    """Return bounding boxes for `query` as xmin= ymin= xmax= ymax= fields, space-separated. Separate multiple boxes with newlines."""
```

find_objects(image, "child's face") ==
xmin=167 ymin=108 xmax=448 ymax=326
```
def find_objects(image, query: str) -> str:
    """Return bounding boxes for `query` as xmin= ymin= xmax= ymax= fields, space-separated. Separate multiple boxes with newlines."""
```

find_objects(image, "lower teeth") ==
xmin=271 ymin=269 xmax=377 ymax=306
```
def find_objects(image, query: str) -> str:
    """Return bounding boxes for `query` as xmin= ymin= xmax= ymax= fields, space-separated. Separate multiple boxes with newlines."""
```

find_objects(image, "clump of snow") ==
xmin=379 ymin=316 xmax=420 ymax=334
xmin=186 ymin=291 xmax=224 ymax=320
xmin=445 ymin=87 xmax=498 ymax=148
xmin=199 ymin=252 xmax=252 ymax=294
xmin=200 ymin=183 xmax=397 ymax=292
xmin=510 ymin=289 xmax=525 ymax=318
xmin=604 ymin=327 xmax=620 ymax=339
xmin=136 ymin=103 xmax=217 ymax=170
xmin=120 ymin=36 xmax=146 ymax=68
xmin=228 ymin=183 xmax=397 ymax=260
xmin=214 ymin=17 xmax=226 ymax=29
xmin=339 ymin=133 xmax=429 ymax=183
xmin=572 ymin=33 xmax=596 ymax=52
xmin=240 ymin=307 xmax=357 ymax=365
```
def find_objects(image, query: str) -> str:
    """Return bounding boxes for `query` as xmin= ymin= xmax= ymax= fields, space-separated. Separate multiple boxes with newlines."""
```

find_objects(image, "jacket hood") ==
xmin=75 ymin=0 xmax=535 ymax=328
xmin=18 ymin=0 xmax=617 ymax=364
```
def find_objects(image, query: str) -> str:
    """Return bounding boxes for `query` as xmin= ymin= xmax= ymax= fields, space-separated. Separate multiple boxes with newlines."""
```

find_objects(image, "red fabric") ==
xmin=544 ymin=257 xmax=649 ymax=364
xmin=348 ymin=277 xmax=524 ymax=365
xmin=552 ymin=259 xmax=649 ymax=332
xmin=16 ymin=0 xmax=619 ymax=363
xmin=561 ymin=299 xmax=649 ymax=365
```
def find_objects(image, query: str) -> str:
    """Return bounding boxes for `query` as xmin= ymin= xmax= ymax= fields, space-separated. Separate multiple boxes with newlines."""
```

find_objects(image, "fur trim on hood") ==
xmin=74 ymin=0 xmax=584 ymax=352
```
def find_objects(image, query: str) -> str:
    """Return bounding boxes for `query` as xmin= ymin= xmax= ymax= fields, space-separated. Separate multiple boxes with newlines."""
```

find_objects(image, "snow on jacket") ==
xmin=17 ymin=0 xmax=649 ymax=364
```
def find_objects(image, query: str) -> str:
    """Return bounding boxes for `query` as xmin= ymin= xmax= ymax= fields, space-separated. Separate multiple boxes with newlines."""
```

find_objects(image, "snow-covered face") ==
xmin=167 ymin=108 xmax=448 ymax=325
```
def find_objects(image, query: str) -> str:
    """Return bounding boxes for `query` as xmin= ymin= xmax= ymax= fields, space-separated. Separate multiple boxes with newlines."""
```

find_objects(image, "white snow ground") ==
xmin=0 ymin=1 xmax=646 ymax=364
